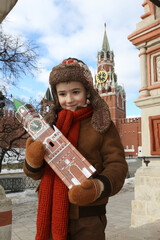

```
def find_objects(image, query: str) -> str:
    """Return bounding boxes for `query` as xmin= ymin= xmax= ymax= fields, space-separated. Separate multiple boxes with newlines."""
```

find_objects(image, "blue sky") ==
xmin=1 ymin=0 xmax=144 ymax=117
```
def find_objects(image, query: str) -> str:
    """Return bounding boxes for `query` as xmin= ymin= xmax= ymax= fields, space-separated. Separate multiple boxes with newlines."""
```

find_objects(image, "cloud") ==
xmin=114 ymin=49 xmax=141 ymax=100
xmin=3 ymin=0 xmax=145 ymax=116
xmin=36 ymin=68 xmax=50 ymax=86
xmin=19 ymin=91 xmax=44 ymax=103
xmin=5 ymin=0 xmax=59 ymax=34
xmin=19 ymin=86 xmax=35 ymax=94
xmin=35 ymin=91 xmax=45 ymax=101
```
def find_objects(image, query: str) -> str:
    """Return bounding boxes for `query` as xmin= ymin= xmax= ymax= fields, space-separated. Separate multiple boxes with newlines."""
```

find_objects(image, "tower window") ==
xmin=102 ymin=87 xmax=105 ymax=93
xmin=49 ymin=141 xmax=54 ymax=147
xmin=101 ymin=52 xmax=104 ymax=58
xmin=46 ymin=105 xmax=50 ymax=112
xmin=107 ymin=86 xmax=111 ymax=92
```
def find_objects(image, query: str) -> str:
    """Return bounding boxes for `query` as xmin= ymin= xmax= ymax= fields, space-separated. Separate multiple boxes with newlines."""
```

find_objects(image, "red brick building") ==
xmin=95 ymin=24 xmax=142 ymax=157
xmin=117 ymin=118 xmax=141 ymax=157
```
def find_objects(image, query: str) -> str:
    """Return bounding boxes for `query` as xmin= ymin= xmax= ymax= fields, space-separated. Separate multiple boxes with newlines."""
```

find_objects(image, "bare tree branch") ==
xmin=0 ymin=116 xmax=28 ymax=172
xmin=0 ymin=27 xmax=41 ymax=172
xmin=0 ymin=26 xmax=39 ymax=86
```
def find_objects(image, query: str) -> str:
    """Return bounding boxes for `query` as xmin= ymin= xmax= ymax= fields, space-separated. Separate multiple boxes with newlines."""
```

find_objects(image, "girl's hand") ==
xmin=68 ymin=179 xmax=104 ymax=206
xmin=25 ymin=137 xmax=45 ymax=168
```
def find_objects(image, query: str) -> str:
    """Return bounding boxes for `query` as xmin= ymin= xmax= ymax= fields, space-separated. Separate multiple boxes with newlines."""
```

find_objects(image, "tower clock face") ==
xmin=29 ymin=118 xmax=43 ymax=133
xmin=96 ymin=70 xmax=108 ymax=83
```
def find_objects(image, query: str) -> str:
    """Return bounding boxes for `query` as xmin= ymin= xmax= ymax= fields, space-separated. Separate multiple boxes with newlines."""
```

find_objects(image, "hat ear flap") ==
xmin=89 ymin=88 xmax=111 ymax=133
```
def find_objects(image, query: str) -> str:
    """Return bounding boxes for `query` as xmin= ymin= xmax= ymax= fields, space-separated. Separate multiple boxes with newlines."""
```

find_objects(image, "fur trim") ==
xmin=91 ymin=91 xmax=111 ymax=133
xmin=47 ymin=58 xmax=111 ymax=133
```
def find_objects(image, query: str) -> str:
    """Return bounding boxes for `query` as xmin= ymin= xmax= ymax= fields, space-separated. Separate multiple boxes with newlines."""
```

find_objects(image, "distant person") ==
xmin=24 ymin=58 xmax=128 ymax=240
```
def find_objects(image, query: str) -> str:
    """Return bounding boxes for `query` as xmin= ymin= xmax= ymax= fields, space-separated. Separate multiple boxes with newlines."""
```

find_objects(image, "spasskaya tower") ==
xmin=95 ymin=24 xmax=126 ymax=126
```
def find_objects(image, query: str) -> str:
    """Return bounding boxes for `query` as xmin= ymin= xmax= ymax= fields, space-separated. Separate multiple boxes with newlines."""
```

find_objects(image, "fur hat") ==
xmin=46 ymin=58 xmax=111 ymax=133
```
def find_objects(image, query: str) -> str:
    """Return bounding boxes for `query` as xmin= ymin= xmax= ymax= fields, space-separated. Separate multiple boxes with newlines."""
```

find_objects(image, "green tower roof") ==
xmin=44 ymin=87 xmax=53 ymax=101
xmin=12 ymin=96 xmax=26 ymax=112
xmin=102 ymin=23 xmax=110 ymax=52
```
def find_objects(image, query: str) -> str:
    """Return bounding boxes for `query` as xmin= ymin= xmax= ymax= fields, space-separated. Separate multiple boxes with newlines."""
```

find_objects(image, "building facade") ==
xmin=128 ymin=0 xmax=160 ymax=227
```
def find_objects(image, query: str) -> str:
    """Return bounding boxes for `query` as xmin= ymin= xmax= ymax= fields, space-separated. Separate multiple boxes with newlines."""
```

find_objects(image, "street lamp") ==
xmin=0 ymin=0 xmax=18 ymax=24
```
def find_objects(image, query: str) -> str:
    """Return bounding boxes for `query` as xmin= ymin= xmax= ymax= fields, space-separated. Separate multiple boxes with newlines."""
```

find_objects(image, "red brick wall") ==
xmin=117 ymin=118 xmax=142 ymax=157
xmin=102 ymin=94 xmax=126 ymax=126
xmin=101 ymin=92 xmax=141 ymax=157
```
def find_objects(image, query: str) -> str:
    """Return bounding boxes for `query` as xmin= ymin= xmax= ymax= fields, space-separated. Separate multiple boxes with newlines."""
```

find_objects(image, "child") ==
xmin=24 ymin=58 xmax=128 ymax=240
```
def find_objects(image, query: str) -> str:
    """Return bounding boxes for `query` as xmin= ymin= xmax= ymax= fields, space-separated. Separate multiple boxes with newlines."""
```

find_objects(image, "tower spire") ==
xmin=11 ymin=95 xmax=26 ymax=112
xmin=102 ymin=23 xmax=110 ymax=52
xmin=43 ymin=87 xmax=53 ymax=101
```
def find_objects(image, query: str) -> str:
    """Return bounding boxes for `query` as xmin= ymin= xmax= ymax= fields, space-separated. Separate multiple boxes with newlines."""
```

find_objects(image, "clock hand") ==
xmin=32 ymin=123 xmax=37 ymax=127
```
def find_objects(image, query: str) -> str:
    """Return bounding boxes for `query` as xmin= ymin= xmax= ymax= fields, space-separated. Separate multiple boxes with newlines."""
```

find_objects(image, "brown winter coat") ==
xmin=23 ymin=117 xmax=128 ymax=219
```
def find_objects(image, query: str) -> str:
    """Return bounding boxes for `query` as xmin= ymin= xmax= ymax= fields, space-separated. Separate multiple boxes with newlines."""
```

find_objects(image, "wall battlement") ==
xmin=117 ymin=117 xmax=141 ymax=124
xmin=116 ymin=116 xmax=142 ymax=158
xmin=2 ymin=109 xmax=15 ymax=118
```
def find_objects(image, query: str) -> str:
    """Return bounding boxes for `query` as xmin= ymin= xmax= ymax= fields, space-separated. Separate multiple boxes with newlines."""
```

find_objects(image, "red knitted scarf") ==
xmin=36 ymin=105 xmax=93 ymax=240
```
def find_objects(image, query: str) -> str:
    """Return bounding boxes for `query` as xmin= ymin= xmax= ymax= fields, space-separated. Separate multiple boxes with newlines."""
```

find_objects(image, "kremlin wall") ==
xmin=117 ymin=117 xmax=141 ymax=158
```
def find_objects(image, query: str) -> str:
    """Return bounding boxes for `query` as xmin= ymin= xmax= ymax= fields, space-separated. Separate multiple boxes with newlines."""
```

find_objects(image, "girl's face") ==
xmin=56 ymin=81 xmax=89 ymax=112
